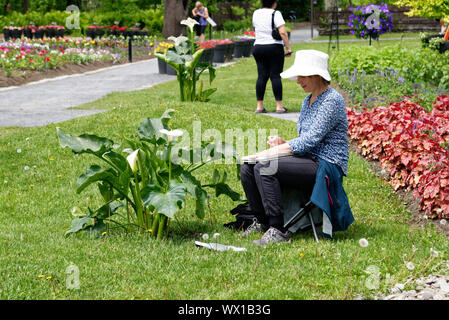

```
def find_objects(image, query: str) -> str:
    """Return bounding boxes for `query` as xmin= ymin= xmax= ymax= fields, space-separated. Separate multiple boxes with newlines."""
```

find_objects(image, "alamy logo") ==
xmin=364 ymin=5 xmax=381 ymax=30
xmin=65 ymin=5 xmax=80 ymax=30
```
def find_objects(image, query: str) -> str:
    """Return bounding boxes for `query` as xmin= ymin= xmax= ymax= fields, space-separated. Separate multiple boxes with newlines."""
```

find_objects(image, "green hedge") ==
xmin=0 ymin=7 xmax=164 ymax=35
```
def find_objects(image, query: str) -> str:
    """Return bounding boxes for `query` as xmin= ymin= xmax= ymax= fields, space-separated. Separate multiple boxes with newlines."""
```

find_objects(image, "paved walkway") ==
xmin=0 ymin=28 xmax=317 ymax=127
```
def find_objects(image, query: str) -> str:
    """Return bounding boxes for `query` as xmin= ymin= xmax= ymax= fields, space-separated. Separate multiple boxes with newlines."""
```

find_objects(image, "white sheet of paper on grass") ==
xmin=195 ymin=241 xmax=246 ymax=252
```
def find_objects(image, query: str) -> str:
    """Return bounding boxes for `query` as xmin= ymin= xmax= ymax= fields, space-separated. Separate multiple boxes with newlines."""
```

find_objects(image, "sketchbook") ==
xmin=241 ymin=153 xmax=292 ymax=163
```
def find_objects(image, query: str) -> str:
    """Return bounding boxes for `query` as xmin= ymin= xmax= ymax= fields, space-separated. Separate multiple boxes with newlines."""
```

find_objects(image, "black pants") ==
xmin=240 ymin=155 xmax=319 ymax=230
xmin=252 ymin=44 xmax=285 ymax=101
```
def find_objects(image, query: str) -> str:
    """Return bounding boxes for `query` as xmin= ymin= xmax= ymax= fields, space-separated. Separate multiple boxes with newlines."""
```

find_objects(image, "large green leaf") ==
xmin=137 ymin=110 xmax=175 ymax=145
xmin=180 ymin=170 xmax=207 ymax=219
xmin=103 ymin=151 xmax=128 ymax=172
xmin=214 ymin=182 xmax=241 ymax=201
xmin=65 ymin=216 xmax=95 ymax=237
xmin=142 ymin=181 xmax=187 ymax=218
xmin=57 ymin=128 xmax=114 ymax=157
xmin=76 ymin=165 xmax=116 ymax=194
xmin=94 ymin=201 xmax=123 ymax=220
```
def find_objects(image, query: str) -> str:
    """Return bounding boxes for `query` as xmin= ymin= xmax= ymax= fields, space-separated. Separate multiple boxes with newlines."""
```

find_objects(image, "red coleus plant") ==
xmin=347 ymin=96 xmax=449 ymax=218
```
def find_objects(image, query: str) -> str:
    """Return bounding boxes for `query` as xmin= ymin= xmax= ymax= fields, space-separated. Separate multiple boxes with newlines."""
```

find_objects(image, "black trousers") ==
xmin=252 ymin=44 xmax=285 ymax=101
xmin=240 ymin=155 xmax=319 ymax=230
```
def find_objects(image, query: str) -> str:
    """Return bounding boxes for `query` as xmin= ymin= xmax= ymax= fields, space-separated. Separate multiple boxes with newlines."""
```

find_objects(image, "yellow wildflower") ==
xmin=299 ymin=253 xmax=305 ymax=258
xmin=29 ymin=184 xmax=34 ymax=188
xmin=46 ymin=276 xmax=52 ymax=280
xmin=49 ymin=157 xmax=54 ymax=161
xmin=38 ymin=274 xmax=44 ymax=278
xmin=148 ymin=229 xmax=152 ymax=233
xmin=102 ymin=232 xmax=107 ymax=236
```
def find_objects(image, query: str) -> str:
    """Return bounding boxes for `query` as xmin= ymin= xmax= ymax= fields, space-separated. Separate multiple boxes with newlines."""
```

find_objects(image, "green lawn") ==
xmin=0 ymin=39 xmax=448 ymax=300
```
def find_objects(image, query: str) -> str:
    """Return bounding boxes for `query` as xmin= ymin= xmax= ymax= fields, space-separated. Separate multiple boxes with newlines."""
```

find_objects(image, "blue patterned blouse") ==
xmin=288 ymin=87 xmax=349 ymax=175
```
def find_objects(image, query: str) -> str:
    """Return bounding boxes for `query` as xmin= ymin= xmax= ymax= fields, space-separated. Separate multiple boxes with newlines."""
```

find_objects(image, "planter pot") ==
xmin=35 ymin=29 xmax=44 ymax=39
xmin=86 ymin=29 xmax=95 ymax=38
xmin=213 ymin=44 xmax=226 ymax=63
xmin=426 ymin=34 xmax=444 ymax=44
xmin=198 ymin=48 xmax=214 ymax=64
xmin=3 ymin=29 xmax=10 ymax=41
xmin=233 ymin=41 xmax=246 ymax=58
xmin=225 ymin=43 xmax=234 ymax=61
xmin=95 ymin=29 xmax=104 ymax=38
xmin=439 ymin=40 xmax=449 ymax=53
xmin=242 ymin=39 xmax=255 ymax=57
xmin=24 ymin=29 xmax=33 ymax=39
xmin=166 ymin=63 xmax=177 ymax=75
xmin=12 ymin=29 xmax=22 ymax=39
xmin=157 ymin=58 xmax=167 ymax=74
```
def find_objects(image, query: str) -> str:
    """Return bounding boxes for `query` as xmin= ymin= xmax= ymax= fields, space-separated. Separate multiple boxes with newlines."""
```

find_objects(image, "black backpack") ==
xmin=223 ymin=202 xmax=257 ymax=230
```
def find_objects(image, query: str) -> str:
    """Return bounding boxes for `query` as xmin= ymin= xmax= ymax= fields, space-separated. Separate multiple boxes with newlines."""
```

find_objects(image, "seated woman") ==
xmin=240 ymin=49 xmax=351 ymax=245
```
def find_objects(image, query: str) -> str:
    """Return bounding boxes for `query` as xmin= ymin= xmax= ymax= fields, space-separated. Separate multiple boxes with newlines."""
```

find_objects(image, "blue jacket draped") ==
xmin=310 ymin=159 xmax=354 ymax=238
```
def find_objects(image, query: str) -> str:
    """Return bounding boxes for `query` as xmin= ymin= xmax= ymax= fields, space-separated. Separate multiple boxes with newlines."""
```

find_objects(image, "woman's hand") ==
xmin=267 ymin=135 xmax=286 ymax=147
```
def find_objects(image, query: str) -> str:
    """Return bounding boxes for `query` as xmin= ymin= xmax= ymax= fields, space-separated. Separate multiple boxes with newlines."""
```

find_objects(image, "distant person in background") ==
xmin=192 ymin=1 xmax=209 ymax=43
xmin=4 ymin=2 xmax=11 ymax=14
xmin=440 ymin=18 xmax=447 ymax=34
xmin=252 ymin=0 xmax=292 ymax=114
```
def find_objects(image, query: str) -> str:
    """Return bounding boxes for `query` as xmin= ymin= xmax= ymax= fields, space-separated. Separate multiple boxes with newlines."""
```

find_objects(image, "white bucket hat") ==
xmin=280 ymin=50 xmax=331 ymax=81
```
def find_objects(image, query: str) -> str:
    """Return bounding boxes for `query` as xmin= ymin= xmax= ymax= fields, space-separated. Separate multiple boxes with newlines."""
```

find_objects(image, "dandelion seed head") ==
xmin=17 ymin=148 xmax=22 ymax=153
xmin=202 ymin=233 xmax=209 ymax=240
xmin=213 ymin=233 xmax=220 ymax=239
xmin=440 ymin=219 xmax=447 ymax=225
xmin=359 ymin=238 xmax=369 ymax=248
xmin=430 ymin=248 xmax=439 ymax=258
xmin=406 ymin=262 xmax=415 ymax=270
xmin=24 ymin=166 xmax=30 ymax=171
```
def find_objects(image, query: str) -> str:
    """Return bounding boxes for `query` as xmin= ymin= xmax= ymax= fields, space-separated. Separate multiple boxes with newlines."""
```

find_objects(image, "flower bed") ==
xmin=0 ymin=37 xmax=154 ymax=81
xmin=347 ymin=96 xmax=449 ymax=219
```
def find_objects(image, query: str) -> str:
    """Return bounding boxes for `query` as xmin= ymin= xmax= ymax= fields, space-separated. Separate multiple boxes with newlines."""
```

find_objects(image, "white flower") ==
xmin=430 ymin=248 xmax=439 ymax=258
xmin=423 ymin=215 xmax=428 ymax=220
xmin=24 ymin=166 xmax=30 ymax=171
xmin=159 ymin=128 xmax=184 ymax=143
xmin=3 ymin=180 xmax=7 ymax=184
xmin=406 ymin=262 xmax=415 ymax=270
xmin=213 ymin=233 xmax=220 ymax=239
xmin=25 ymin=137 xmax=30 ymax=141
xmin=180 ymin=17 xmax=199 ymax=32
xmin=202 ymin=233 xmax=209 ymax=240
xmin=126 ymin=149 xmax=139 ymax=173
xmin=440 ymin=219 xmax=447 ymax=225
xmin=17 ymin=148 xmax=22 ymax=153
xmin=168 ymin=35 xmax=189 ymax=46
xmin=359 ymin=238 xmax=369 ymax=248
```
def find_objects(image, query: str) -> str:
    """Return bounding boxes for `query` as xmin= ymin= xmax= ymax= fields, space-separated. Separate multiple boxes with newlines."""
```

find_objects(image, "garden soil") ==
xmin=0 ymin=54 xmax=153 ymax=87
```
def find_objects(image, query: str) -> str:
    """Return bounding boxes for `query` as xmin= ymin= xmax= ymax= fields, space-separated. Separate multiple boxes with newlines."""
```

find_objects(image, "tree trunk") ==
xmin=21 ymin=0 xmax=30 ymax=13
xmin=162 ymin=0 xmax=190 ymax=38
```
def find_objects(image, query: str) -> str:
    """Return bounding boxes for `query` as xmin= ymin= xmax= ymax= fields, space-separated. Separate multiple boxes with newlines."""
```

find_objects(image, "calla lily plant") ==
xmin=155 ymin=19 xmax=217 ymax=102
xmin=58 ymin=109 xmax=241 ymax=239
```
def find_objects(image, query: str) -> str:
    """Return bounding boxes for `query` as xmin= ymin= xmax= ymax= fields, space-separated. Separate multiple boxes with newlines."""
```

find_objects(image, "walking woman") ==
xmin=252 ymin=0 xmax=292 ymax=113
xmin=192 ymin=1 xmax=209 ymax=43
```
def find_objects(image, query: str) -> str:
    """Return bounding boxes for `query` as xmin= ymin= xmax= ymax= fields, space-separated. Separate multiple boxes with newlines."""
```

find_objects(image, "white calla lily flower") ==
xmin=160 ymin=128 xmax=184 ymax=142
xmin=180 ymin=17 xmax=199 ymax=32
xmin=168 ymin=35 xmax=188 ymax=46
xmin=126 ymin=149 xmax=139 ymax=173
